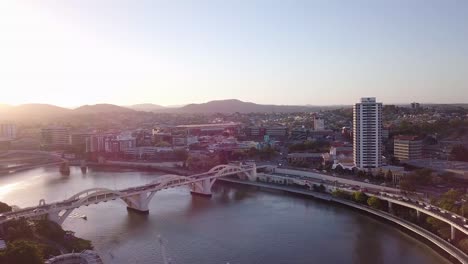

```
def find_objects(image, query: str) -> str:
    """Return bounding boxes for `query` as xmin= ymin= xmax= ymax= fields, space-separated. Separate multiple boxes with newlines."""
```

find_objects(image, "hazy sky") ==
xmin=1 ymin=0 xmax=467 ymax=107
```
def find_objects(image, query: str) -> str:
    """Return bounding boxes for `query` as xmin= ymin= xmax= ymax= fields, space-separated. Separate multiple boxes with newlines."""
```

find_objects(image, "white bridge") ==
xmin=0 ymin=163 xmax=258 ymax=225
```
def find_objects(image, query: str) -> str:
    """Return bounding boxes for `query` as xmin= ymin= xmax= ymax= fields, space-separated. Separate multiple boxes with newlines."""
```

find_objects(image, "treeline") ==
xmin=332 ymin=190 xmax=386 ymax=210
xmin=0 ymin=201 xmax=92 ymax=264
xmin=288 ymin=140 xmax=330 ymax=153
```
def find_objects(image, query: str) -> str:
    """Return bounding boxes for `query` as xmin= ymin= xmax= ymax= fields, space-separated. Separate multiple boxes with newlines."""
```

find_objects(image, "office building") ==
xmin=353 ymin=97 xmax=383 ymax=169
xmin=41 ymin=127 xmax=70 ymax=148
xmin=313 ymin=117 xmax=325 ymax=131
xmin=0 ymin=123 xmax=16 ymax=139
xmin=394 ymin=135 xmax=423 ymax=161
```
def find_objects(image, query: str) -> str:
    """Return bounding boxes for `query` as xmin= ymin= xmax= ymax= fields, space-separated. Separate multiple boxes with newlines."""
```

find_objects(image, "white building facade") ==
xmin=353 ymin=97 xmax=383 ymax=169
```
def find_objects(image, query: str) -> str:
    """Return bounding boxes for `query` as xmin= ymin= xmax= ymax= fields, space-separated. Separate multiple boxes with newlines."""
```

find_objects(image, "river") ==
xmin=0 ymin=166 xmax=452 ymax=264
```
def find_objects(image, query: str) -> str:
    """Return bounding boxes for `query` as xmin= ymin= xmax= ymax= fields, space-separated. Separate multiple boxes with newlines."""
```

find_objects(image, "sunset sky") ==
xmin=1 ymin=0 xmax=467 ymax=107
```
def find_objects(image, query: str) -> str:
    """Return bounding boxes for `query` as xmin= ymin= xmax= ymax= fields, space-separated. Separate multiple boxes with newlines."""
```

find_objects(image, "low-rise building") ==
xmin=394 ymin=135 xmax=422 ymax=161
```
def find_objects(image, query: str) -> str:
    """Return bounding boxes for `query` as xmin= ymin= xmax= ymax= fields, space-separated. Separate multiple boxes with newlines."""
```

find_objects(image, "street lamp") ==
xmin=462 ymin=198 xmax=466 ymax=217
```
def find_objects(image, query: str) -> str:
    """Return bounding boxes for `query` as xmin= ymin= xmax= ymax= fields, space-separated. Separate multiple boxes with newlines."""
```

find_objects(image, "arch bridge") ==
xmin=0 ymin=163 xmax=257 ymax=225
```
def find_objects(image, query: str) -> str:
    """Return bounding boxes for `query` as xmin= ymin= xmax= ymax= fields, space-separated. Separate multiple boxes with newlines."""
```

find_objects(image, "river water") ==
xmin=0 ymin=166 xmax=451 ymax=264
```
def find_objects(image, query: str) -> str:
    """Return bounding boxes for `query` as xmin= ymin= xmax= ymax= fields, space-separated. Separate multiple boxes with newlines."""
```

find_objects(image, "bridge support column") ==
xmin=416 ymin=210 xmax=420 ymax=222
xmin=451 ymin=225 xmax=456 ymax=241
xmin=248 ymin=163 xmax=257 ymax=181
xmin=125 ymin=193 xmax=150 ymax=214
xmin=388 ymin=202 xmax=394 ymax=215
xmin=47 ymin=212 xmax=60 ymax=224
xmin=191 ymin=178 xmax=212 ymax=197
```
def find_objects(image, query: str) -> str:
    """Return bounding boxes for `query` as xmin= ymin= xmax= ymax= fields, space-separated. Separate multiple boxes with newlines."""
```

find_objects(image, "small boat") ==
xmin=80 ymin=215 xmax=87 ymax=220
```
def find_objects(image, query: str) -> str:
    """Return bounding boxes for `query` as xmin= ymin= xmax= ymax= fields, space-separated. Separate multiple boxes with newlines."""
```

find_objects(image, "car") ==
xmin=452 ymin=215 xmax=457 ymax=219
xmin=464 ymin=225 xmax=468 ymax=229
xmin=364 ymin=179 xmax=370 ymax=183
xmin=424 ymin=206 xmax=430 ymax=210
xmin=440 ymin=210 xmax=446 ymax=214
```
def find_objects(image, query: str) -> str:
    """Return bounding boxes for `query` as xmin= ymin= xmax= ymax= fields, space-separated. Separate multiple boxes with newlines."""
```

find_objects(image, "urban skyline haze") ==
xmin=1 ymin=0 xmax=467 ymax=107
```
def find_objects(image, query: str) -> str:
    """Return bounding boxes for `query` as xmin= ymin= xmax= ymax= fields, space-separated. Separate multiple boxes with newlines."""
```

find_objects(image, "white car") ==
xmin=440 ymin=210 xmax=446 ymax=214
xmin=464 ymin=225 xmax=468 ymax=229
xmin=452 ymin=215 xmax=457 ymax=219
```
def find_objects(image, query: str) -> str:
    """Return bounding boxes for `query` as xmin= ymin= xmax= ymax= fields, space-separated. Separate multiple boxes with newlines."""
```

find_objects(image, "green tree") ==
xmin=357 ymin=170 xmax=366 ymax=178
xmin=458 ymin=238 xmax=468 ymax=254
xmin=353 ymin=191 xmax=368 ymax=204
xmin=334 ymin=165 xmax=344 ymax=174
xmin=174 ymin=148 xmax=188 ymax=161
xmin=35 ymin=220 xmax=65 ymax=241
xmin=367 ymin=196 xmax=383 ymax=209
xmin=437 ymin=189 xmax=463 ymax=213
xmin=375 ymin=169 xmax=385 ymax=181
xmin=332 ymin=189 xmax=351 ymax=199
xmin=451 ymin=145 xmax=468 ymax=162
xmin=318 ymin=184 xmax=326 ymax=193
xmin=4 ymin=218 xmax=33 ymax=241
xmin=385 ymin=170 xmax=393 ymax=182
xmin=399 ymin=179 xmax=415 ymax=192
xmin=3 ymin=240 xmax=43 ymax=264
xmin=0 ymin=201 xmax=12 ymax=213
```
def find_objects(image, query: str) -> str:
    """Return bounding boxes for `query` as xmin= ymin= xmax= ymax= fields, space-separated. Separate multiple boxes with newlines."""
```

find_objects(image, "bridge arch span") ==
xmin=208 ymin=165 xmax=256 ymax=189
xmin=52 ymin=189 xmax=127 ymax=225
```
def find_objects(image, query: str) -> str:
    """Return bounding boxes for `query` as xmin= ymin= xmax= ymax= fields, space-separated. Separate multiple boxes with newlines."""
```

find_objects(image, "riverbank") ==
xmin=218 ymin=178 xmax=468 ymax=264
xmin=80 ymin=160 xmax=191 ymax=176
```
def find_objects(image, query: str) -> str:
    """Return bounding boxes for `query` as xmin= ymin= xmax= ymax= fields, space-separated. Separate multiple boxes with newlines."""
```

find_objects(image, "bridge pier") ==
xmin=190 ymin=178 xmax=213 ymax=197
xmin=388 ymin=202 xmax=394 ymax=215
xmin=125 ymin=193 xmax=152 ymax=214
xmin=451 ymin=225 xmax=456 ymax=241
xmin=416 ymin=210 xmax=421 ymax=222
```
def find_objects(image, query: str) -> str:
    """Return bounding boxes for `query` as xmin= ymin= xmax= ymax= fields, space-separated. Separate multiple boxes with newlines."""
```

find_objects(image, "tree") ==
xmin=4 ymin=218 xmax=33 ymax=241
xmin=375 ymin=169 xmax=385 ymax=181
xmin=318 ymin=184 xmax=326 ymax=193
xmin=367 ymin=196 xmax=383 ymax=209
xmin=35 ymin=220 xmax=65 ymax=241
xmin=334 ymin=165 xmax=344 ymax=174
xmin=0 ymin=201 xmax=12 ymax=213
xmin=385 ymin=170 xmax=393 ymax=182
xmin=332 ymin=189 xmax=351 ymax=199
xmin=458 ymin=238 xmax=468 ymax=254
xmin=174 ymin=149 xmax=188 ymax=162
xmin=400 ymin=179 xmax=415 ymax=192
xmin=353 ymin=191 xmax=368 ymax=204
xmin=436 ymin=189 xmax=463 ymax=213
xmin=357 ymin=170 xmax=366 ymax=178
xmin=3 ymin=240 xmax=43 ymax=264
xmin=451 ymin=145 xmax=468 ymax=162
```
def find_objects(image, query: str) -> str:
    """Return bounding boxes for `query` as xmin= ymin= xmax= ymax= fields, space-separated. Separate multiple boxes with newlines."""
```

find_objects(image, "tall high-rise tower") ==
xmin=353 ymin=97 xmax=383 ymax=169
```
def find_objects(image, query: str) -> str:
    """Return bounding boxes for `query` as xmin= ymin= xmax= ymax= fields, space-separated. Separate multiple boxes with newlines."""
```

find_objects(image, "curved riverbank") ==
xmin=0 ymin=166 xmax=456 ymax=264
xmin=219 ymin=178 xmax=468 ymax=264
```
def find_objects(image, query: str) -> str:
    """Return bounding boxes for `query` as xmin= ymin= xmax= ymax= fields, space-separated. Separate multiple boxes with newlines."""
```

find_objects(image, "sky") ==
xmin=0 ymin=0 xmax=467 ymax=107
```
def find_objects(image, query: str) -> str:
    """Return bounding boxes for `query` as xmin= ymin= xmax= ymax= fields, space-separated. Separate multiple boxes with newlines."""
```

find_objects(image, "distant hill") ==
xmin=73 ymin=104 xmax=135 ymax=114
xmin=0 ymin=104 xmax=70 ymax=120
xmin=128 ymin=103 xmax=165 ymax=112
xmin=176 ymin=99 xmax=331 ymax=113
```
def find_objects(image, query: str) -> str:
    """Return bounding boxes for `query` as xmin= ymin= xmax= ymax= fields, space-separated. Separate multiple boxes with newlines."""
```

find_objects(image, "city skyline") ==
xmin=1 ymin=1 xmax=468 ymax=107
